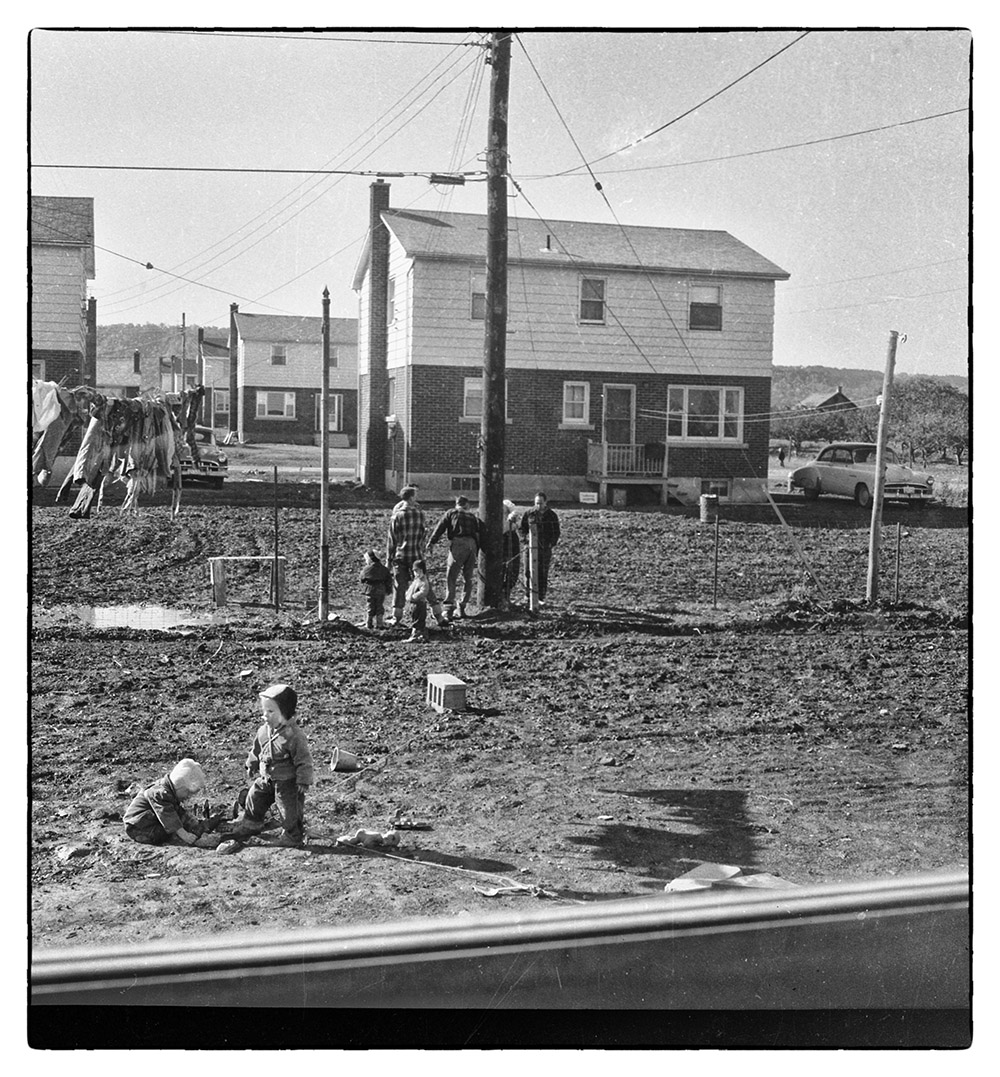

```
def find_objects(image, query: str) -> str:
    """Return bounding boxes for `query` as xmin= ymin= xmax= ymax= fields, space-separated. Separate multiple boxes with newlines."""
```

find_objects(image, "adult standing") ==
xmin=501 ymin=499 xmax=521 ymax=602
xmin=428 ymin=495 xmax=483 ymax=618
xmin=519 ymin=491 xmax=560 ymax=604
xmin=386 ymin=486 xmax=427 ymax=626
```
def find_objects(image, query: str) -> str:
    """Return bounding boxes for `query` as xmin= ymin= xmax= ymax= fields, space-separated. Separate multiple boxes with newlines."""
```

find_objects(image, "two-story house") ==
xmin=31 ymin=195 xmax=96 ymax=386
xmin=353 ymin=182 xmax=789 ymax=504
xmin=229 ymin=310 xmax=359 ymax=446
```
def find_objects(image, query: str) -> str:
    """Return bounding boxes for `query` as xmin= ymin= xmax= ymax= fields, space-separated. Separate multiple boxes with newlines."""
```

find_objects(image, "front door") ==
xmin=603 ymin=385 xmax=635 ymax=444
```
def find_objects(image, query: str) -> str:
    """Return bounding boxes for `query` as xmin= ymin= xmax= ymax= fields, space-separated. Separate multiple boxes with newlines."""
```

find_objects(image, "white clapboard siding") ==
xmin=409 ymin=259 xmax=777 ymax=377
xmin=242 ymin=339 xmax=358 ymax=390
xmin=31 ymin=247 xmax=88 ymax=353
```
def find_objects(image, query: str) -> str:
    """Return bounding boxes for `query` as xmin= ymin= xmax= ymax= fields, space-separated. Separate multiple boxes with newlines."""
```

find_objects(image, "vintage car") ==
xmin=179 ymin=425 xmax=229 ymax=486
xmin=788 ymin=442 xmax=933 ymax=507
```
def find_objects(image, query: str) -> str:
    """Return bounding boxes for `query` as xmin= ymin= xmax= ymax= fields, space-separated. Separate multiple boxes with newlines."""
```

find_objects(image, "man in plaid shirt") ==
xmin=386 ymin=486 xmax=427 ymax=625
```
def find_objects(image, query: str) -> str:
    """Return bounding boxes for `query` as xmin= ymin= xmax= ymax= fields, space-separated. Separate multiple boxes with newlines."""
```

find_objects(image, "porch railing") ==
xmin=587 ymin=441 xmax=667 ymax=478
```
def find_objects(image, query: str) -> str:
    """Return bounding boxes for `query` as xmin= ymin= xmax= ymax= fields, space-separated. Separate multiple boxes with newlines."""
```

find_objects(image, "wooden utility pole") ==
xmin=319 ymin=287 xmax=331 ymax=622
xmin=477 ymin=30 xmax=511 ymax=609
xmin=866 ymin=330 xmax=900 ymax=602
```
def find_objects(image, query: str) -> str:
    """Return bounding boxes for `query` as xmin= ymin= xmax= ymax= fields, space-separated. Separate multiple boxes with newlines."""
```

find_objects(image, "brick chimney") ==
xmin=360 ymin=180 xmax=390 ymax=488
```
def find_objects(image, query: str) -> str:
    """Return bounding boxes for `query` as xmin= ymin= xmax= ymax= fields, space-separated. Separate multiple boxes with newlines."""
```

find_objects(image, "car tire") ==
xmin=854 ymin=484 xmax=872 ymax=508
xmin=803 ymin=486 xmax=820 ymax=501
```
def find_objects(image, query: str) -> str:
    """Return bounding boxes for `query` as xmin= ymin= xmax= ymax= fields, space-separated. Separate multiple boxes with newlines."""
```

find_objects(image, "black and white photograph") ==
xmin=27 ymin=22 xmax=971 ymax=1050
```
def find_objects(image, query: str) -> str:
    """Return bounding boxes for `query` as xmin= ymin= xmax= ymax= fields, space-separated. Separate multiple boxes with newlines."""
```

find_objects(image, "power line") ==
xmin=530 ymin=107 xmax=968 ymax=179
xmin=137 ymin=30 xmax=486 ymax=47
xmin=34 ymin=163 xmax=487 ymax=178
xmin=783 ymin=256 xmax=966 ymax=292
xmin=783 ymin=287 xmax=965 ymax=315
xmin=546 ymin=30 xmax=812 ymax=177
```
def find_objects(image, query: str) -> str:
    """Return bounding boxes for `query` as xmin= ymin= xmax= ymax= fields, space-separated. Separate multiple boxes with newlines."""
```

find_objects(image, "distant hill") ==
xmin=96 ymin=322 xmax=229 ymax=365
xmin=771 ymin=365 xmax=968 ymax=409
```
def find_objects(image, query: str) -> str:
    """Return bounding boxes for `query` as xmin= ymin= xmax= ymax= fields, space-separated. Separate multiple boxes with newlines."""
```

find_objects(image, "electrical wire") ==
xmin=138 ymin=30 xmax=485 ymax=47
xmin=35 ymin=163 xmax=487 ymax=178
xmin=528 ymin=107 xmax=968 ymax=179
xmin=783 ymin=287 xmax=965 ymax=315
xmin=542 ymin=30 xmax=812 ymax=177
xmin=782 ymin=256 xmax=966 ymax=292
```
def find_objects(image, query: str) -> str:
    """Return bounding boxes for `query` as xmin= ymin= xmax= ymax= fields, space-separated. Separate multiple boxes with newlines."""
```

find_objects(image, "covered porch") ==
xmin=586 ymin=441 xmax=675 ymax=505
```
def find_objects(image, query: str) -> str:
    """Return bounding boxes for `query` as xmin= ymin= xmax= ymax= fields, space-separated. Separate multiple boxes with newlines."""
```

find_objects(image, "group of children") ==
xmin=123 ymin=682 xmax=315 ymax=850
xmin=359 ymin=550 xmax=449 ymax=642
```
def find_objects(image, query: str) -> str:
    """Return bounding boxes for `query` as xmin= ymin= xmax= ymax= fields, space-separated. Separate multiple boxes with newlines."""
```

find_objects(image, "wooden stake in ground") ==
xmin=866 ymin=330 xmax=900 ymax=603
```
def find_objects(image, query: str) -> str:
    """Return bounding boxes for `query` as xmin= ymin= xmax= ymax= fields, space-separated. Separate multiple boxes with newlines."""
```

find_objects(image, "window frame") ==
xmin=32 ymin=359 xmax=46 ymax=380
xmin=329 ymin=345 xmax=339 ymax=369
xmin=666 ymin=385 xmax=744 ymax=443
xmin=387 ymin=278 xmax=396 ymax=325
xmin=461 ymin=376 xmax=509 ymax=422
xmin=213 ymin=389 xmax=230 ymax=417
xmin=470 ymin=271 xmax=487 ymax=321
xmin=579 ymin=276 xmax=607 ymax=324
xmin=256 ymin=390 xmax=296 ymax=420
xmin=314 ymin=391 xmax=343 ymax=432
xmin=270 ymin=344 xmax=287 ymax=366
xmin=688 ymin=282 xmax=723 ymax=331
xmin=561 ymin=381 xmax=591 ymax=425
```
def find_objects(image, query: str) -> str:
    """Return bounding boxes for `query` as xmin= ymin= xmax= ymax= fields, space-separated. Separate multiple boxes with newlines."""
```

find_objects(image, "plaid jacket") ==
xmin=518 ymin=506 xmax=560 ymax=549
xmin=387 ymin=504 xmax=427 ymax=565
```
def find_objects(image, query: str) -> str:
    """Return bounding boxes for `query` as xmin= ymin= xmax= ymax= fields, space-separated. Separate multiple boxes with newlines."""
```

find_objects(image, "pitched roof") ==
xmin=233 ymin=313 xmax=357 ymax=345
xmin=353 ymin=209 xmax=789 ymax=288
xmin=799 ymin=389 xmax=857 ymax=409
xmin=31 ymin=196 xmax=96 ymax=276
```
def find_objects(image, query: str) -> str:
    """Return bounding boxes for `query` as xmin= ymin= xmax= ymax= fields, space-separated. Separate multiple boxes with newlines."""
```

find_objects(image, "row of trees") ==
xmin=771 ymin=376 xmax=969 ymax=465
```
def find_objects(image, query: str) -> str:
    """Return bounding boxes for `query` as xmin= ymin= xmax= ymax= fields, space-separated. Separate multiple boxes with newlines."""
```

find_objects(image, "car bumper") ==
xmin=181 ymin=466 xmax=228 ymax=483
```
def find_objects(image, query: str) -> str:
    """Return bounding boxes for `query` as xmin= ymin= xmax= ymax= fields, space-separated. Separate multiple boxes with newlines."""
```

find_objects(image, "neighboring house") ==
xmin=353 ymin=182 xmax=790 ymax=504
xmin=199 ymin=331 xmax=231 ymax=428
xmin=798 ymin=386 xmax=858 ymax=411
xmin=31 ymin=196 xmax=96 ymax=386
xmin=229 ymin=310 xmax=358 ymax=446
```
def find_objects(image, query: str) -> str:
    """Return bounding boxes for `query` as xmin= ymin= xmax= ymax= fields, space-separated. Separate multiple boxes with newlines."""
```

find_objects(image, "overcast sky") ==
xmin=29 ymin=27 xmax=970 ymax=375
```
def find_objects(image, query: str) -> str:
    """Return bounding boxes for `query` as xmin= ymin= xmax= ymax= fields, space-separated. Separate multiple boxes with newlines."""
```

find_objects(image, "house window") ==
xmin=562 ymin=382 xmax=590 ymax=424
xmin=463 ymin=377 xmax=508 ymax=420
xmin=270 ymin=345 xmax=287 ymax=366
xmin=329 ymin=346 xmax=339 ymax=370
xmin=32 ymin=359 xmax=46 ymax=380
xmin=256 ymin=391 xmax=296 ymax=419
xmin=387 ymin=376 xmax=396 ymax=417
xmin=451 ymin=475 xmax=480 ymax=492
xmin=471 ymin=271 xmax=486 ymax=320
xmin=184 ymin=374 xmax=197 ymax=390
xmin=701 ymin=479 xmax=730 ymax=498
xmin=579 ymin=277 xmax=606 ymax=323
xmin=213 ymin=389 xmax=230 ymax=417
xmin=689 ymin=284 xmax=722 ymax=330
xmin=667 ymin=386 xmax=743 ymax=441
xmin=314 ymin=392 xmax=343 ymax=432
xmin=133 ymin=351 xmax=141 ymax=374
xmin=387 ymin=278 xmax=395 ymax=325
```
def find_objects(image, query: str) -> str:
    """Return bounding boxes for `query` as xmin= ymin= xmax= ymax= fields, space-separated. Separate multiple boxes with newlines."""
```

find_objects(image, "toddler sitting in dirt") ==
xmin=232 ymin=684 xmax=315 ymax=848
xmin=123 ymin=758 xmax=221 ymax=848
xmin=403 ymin=560 xmax=450 ymax=643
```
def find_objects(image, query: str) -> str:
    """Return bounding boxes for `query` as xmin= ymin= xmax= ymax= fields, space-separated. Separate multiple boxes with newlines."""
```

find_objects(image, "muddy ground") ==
xmin=30 ymin=489 xmax=969 ymax=950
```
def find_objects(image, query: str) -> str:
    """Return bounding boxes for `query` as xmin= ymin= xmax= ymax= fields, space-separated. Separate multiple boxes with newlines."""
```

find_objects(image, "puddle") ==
xmin=33 ymin=604 xmax=234 ymax=630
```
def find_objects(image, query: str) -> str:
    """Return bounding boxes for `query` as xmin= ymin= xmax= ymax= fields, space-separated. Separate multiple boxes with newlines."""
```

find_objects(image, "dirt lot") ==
xmin=30 ymin=487 xmax=969 ymax=950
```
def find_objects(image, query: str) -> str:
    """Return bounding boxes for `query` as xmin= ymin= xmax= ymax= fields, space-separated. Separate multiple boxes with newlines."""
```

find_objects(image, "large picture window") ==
xmin=667 ymin=386 xmax=743 ymax=441
xmin=562 ymin=381 xmax=590 ymax=424
xmin=579 ymin=277 xmax=606 ymax=323
xmin=256 ymin=391 xmax=296 ymax=419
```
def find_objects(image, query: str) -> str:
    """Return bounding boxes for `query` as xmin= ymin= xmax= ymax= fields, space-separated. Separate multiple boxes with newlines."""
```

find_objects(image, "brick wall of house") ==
xmin=241 ymin=386 xmax=314 ymax=445
xmin=402 ymin=365 xmax=770 ymax=481
xmin=32 ymin=348 xmax=84 ymax=387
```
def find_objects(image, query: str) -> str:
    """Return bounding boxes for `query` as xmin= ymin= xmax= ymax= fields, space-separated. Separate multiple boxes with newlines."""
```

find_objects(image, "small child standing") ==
xmin=403 ymin=560 xmax=450 ymax=643
xmin=233 ymin=684 xmax=315 ymax=847
xmin=123 ymin=758 xmax=219 ymax=848
xmin=359 ymin=549 xmax=392 ymax=629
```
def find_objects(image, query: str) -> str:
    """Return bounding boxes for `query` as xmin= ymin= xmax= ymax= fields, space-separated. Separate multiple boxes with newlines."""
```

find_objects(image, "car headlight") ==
xmin=926 ymin=477 xmax=934 ymax=488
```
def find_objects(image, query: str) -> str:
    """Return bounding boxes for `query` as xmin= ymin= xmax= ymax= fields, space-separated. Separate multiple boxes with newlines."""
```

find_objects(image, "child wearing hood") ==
xmin=359 ymin=549 xmax=391 ymax=629
xmin=233 ymin=684 xmax=315 ymax=847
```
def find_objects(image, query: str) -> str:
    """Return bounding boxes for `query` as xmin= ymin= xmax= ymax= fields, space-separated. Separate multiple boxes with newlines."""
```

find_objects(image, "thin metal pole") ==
xmin=894 ymin=522 xmax=902 ymax=604
xmin=527 ymin=519 xmax=539 ymax=615
xmin=273 ymin=465 xmax=280 ymax=613
xmin=320 ymin=287 xmax=331 ymax=622
xmin=866 ymin=330 xmax=899 ymax=603
xmin=713 ymin=513 xmax=720 ymax=609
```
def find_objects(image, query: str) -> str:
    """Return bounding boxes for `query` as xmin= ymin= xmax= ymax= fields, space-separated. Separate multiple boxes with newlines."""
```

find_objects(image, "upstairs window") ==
xmin=387 ymin=278 xmax=396 ymax=325
xmin=270 ymin=344 xmax=287 ymax=366
xmin=667 ymin=386 xmax=743 ymax=441
xmin=329 ymin=346 xmax=339 ymax=369
xmin=471 ymin=271 xmax=487 ymax=320
xmin=580 ymin=277 xmax=606 ymax=323
xmin=689 ymin=284 xmax=722 ymax=331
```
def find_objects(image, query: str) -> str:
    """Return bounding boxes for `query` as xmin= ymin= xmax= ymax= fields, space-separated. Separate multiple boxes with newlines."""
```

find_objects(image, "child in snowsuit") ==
xmin=403 ymin=560 xmax=450 ymax=643
xmin=359 ymin=549 xmax=391 ymax=629
xmin=233 ymin=684 xmax=315 ymax=847
xmin=123 ymin=758 xmax=219 ymax=848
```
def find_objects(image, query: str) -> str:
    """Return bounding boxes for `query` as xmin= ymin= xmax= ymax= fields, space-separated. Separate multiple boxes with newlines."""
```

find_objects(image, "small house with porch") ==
xmin=353 ymin=182 xmax=789 ymax=504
